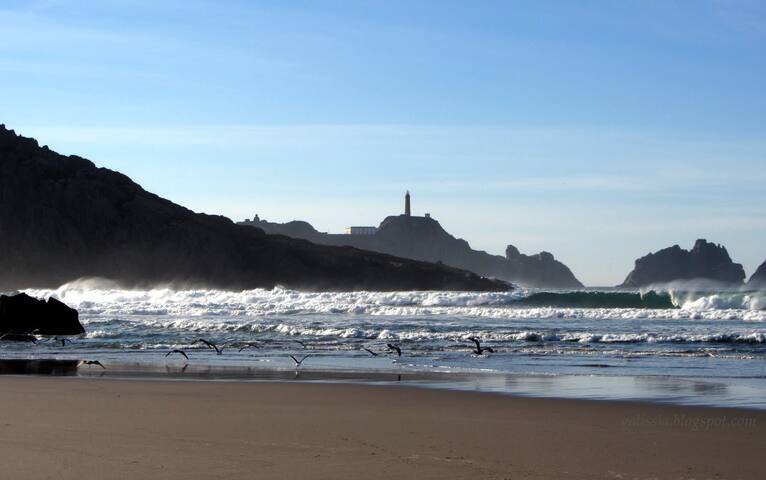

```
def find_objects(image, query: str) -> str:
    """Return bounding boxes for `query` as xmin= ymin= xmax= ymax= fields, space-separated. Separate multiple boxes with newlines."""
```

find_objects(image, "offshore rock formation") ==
xmin=0 ymin=293 xmax=84 ymax=336
xmin=241 ymin=215 xmax=583 ymax=288
xmin=749 ymin=260 xmax=766 ymax=287
xmin=620 ymin=239 xmax=746 ymax=288
xmin=0 ymin=125 xmax=507 ymax=292
xmin=503 ymin=245 xmax=581 ymax=288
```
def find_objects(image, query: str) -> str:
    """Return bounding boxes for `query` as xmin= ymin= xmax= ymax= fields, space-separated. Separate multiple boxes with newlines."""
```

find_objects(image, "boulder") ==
xmin=0 ymin=293 xmax=84 ymax=336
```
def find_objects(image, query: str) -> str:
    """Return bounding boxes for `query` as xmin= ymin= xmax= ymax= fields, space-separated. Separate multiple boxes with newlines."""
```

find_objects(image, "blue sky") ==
xmin=2 ymin=0 xmax=765 ymax=285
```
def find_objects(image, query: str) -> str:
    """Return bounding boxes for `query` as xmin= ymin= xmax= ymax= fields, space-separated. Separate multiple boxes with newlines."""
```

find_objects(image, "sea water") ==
xmin=6 ymin=281 xmax=766 ymax=409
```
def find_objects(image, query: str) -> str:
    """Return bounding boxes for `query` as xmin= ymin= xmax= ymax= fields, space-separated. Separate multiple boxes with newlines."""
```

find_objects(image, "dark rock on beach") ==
xmin=0 ymin=125 xmax=507 ymax=292
xmin=620 ymin=239 xmax=746 ymax=288
xmin=240 ymin=214 xmax=583 ymax=288
xmin=0 ymin=293 xmax=84 ymax=336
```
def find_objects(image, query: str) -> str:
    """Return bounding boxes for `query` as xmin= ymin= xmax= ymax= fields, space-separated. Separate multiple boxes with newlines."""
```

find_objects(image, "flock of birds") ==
xmin=0 ymin=330 xmax=497 ymax=373
xmin=163 ymin=336 xmax=496 ymax=371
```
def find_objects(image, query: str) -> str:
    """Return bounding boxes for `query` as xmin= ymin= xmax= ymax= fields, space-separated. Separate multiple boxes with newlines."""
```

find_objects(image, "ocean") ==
xmin=8 ymin=281 xmax=766 ymax=409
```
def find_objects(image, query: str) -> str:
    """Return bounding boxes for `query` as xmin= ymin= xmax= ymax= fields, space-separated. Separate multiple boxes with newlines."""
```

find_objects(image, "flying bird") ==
xmin=386 ymin=343 xmax=402 ymax=357
xmin=362 ymin=347 xmax=378 ymax=357
xmin=193 ymin=338 xmax=223 ymax=355
xmin=78 ymin=360 xmax=106 ymax=369
xmin=165 ymin=349 xmax=189 ymax=360
xmin=288 ymin=354 xmax=311 ymax=369
xmin=468 ymin=337 xmax=495 ymax=355
xmin=237 ymin=342 xmax=261 ymax=352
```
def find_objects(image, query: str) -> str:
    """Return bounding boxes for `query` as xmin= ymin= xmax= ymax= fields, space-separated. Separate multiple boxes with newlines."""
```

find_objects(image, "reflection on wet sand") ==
xmin=635 ymin=376 xmax=728 ymax=395
xmin=0 ymin=359 xmax=79 ymax=376
xmin=1 ymin=358 xmax=763 ymax=409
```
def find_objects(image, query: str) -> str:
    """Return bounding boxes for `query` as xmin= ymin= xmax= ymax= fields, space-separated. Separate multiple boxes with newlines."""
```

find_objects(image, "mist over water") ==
xmin=7 ymin=280 xmax=766 ymax=408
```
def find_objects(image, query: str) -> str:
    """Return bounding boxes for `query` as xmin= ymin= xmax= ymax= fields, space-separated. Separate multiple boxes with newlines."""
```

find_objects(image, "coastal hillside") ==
xmin=240 ymin=214 xmax=583 ymax=288
xmin=0 ymin=125 xmax=507 ymax=292
xmin=620 ymin=239 xmax=746 ymax=288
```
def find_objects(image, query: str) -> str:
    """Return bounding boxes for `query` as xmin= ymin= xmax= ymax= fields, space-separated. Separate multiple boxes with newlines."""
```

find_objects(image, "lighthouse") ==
xmin=404 ymin=191 xmax=411 ymax=217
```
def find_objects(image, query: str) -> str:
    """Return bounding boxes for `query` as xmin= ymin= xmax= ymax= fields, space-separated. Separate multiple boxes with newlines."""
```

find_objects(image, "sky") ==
xmin=1 ymin=0 xmax=765 ymax=286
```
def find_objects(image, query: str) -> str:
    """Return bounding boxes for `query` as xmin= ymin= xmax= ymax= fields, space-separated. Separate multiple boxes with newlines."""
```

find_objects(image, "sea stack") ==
xmin=620 ymin=239 xmax=746 ymax=288
xmin=504 ymin=245 xmax=582 ymax=288
xmin=748 ymin=259 xmax=766 ymax=287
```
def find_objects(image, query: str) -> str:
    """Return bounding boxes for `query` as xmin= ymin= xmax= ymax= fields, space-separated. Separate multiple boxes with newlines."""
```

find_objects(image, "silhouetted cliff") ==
xmin=240 ymin=215 xmax=583 ymax=288
xmin=749 ymin=260 xmax=766 ymax=287
xmin=0 ymin=125 xmax=508 ymax=292
xmin=620 ymin=239 xmax=746 ymax=287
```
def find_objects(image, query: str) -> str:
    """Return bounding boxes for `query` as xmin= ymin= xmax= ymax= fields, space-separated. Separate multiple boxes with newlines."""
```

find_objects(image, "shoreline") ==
xmin=1 ymin=358 xmax=765 ymax=411
xmin=0 ymin=376 xmax=763 ymax=479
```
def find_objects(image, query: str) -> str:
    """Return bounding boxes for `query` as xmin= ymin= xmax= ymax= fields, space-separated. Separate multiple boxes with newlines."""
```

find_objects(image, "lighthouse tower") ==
xmin=404 ymin=191 xmax=411 ymax=216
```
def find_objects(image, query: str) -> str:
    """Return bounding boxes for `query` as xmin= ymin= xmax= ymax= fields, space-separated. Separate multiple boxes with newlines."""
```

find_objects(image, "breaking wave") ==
xmin=518 ymin=291 xmax=675 ymax=309
xmin=11 ymin=280 xmax=766 ymax=401
xmin=78 ymin=316 xmax=765 ymax=345
xmin=21 ymin=282 xmax=766 ymax=323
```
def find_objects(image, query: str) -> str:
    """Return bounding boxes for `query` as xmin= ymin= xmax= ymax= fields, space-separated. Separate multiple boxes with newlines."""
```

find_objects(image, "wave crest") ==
xmin=22 ymin=282 xmax=766 ymax=323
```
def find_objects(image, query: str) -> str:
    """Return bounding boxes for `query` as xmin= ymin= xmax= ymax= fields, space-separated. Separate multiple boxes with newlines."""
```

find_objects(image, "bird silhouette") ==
xmin=468 ymin=337 xmax=494 ymax=355
xmin=237 ymin=342 xmax=261 ymax=352
xmin=165 ymin=349 xmax=189 ymax=360
xmin=79 ymin=360 xmax=106 ymax=369
xmin=386 ymin=343 xmax=402 ymax=357
xmin=193 ymin=338 xmax=223 ymax=355
xmin=288 ymin=354 xmax=311 ymax=369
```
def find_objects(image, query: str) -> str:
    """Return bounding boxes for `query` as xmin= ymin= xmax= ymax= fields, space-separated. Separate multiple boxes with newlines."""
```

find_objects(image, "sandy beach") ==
xmin=0 ymin=377 xmax=762 ymax=479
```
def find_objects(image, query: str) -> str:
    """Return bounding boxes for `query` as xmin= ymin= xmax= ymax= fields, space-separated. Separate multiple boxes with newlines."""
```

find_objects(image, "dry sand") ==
xmin=0 ymin=377 xmax=763 ymax=479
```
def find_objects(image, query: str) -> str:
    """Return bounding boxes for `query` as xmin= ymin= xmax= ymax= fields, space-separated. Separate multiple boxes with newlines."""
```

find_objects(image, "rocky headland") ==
xmin=240 ymin=214 xmax=583 ymax=288
xmin=0 ymin=125 xmax=507 ymax=292
xmin=620 ymin=239 xmax=746 ymax=288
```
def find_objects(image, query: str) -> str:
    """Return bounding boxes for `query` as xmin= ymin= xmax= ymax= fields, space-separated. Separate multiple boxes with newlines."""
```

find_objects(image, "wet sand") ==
xmin=0 ymin=377 xmax=763 ymax=479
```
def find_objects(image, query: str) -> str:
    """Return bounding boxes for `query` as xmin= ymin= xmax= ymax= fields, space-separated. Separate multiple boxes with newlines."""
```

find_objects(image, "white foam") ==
xmin=22 ymin=284 xmax=766 ymax=323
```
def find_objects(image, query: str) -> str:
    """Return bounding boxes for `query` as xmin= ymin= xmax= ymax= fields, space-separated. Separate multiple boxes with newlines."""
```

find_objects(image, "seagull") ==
xmin=468 ymin=337 xmax=494 ymax=355
xmin=386 ymin=343 xmax=402 ymax=357
xmin=165 ymin=349 xmax=189 ymax=360
xmin=193 ymin=338 xmax=223 ymax=355
xmin=288 ymin=354 xmax=311 ymax=369
xmin=78 ymin=360 xmax=106 ymax=369
xmin=362 ymin=347 xmax=378 ymax=357
xmin=237 ymin=342 xmax=261 ymax=352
